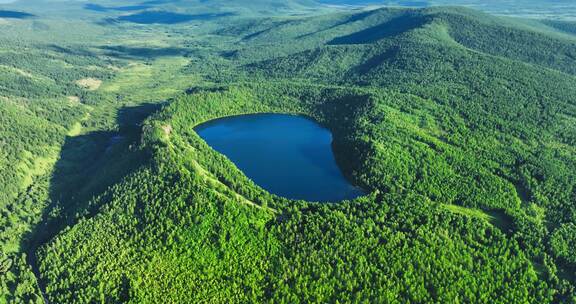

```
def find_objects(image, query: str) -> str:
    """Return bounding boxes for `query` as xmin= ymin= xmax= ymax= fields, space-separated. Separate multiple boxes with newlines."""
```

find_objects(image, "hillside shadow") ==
xmin=351 ymin=46 xmax=399 ymax=74
xmin=99 ymin=45 xmax=188 ymax=59
xmin=294 ymin=10 xmax=379 ymax=40
xmin=328 ymin=14 xmax=427 ymax=45
xmin=0 ymin=10 xmax=35 ymax=19
xmin=104 ymin=11 xmax=235 ymax=25
xmin=47 ymin=44 xmax=97 ymax=57
xmin=47 ymin=43 xmax=186 ymax=60
xmin=22 ymin=102 xmax=163 ymax=293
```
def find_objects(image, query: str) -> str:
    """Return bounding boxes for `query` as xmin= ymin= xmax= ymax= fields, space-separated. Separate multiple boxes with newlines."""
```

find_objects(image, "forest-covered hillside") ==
xmin=0 ymin=1 xmax=575 ymax=303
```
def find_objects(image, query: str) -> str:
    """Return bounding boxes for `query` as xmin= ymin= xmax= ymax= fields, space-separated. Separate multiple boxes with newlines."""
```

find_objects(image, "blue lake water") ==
xmin=195 ymin=114 xmax=365 ymax=202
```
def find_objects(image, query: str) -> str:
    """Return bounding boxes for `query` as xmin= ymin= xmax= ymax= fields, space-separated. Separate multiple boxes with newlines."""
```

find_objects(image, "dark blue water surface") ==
xmin=195 ymin=114 xmax=365 ymax=202
xmin=0 ymin=10 xmax=34 ymax=19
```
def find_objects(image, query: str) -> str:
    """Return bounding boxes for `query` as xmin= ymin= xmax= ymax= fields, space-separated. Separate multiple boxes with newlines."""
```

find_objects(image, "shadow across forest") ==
xmin=46 ymin=43 xmax=187 ymax=60
xmin=22 ymin=102 xmax=163 ymax=294
xmin=47 ymin=44 xmax=97 ymax=57
xmin=328 ymin=14 xmax=428 ymax=45
xmin=104 ymin=11 xmax=235 ymax=25
xmin=99 ymin=45 xmax=189 ymax=59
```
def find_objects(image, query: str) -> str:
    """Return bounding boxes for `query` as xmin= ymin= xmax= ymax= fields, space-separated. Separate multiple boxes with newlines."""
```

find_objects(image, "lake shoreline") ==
xmin=195 ymin=113 xmax=366 ymax=202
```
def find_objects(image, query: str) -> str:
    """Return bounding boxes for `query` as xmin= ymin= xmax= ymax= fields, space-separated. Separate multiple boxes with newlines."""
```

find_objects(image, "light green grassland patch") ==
xmin=16 ymin=149 xmax=59 ymax=192
xmin=67 ymin=112 xmax=91 ymax=137
xmin=66 ymin=122 xmax=83 ymax=137
xmin=442 ymin=203 xmax=494 ymax=222
xmin=101 ymin=57 xmax=199 ymax=103
xmin=442 ymin=204 xmax=513 ymax=234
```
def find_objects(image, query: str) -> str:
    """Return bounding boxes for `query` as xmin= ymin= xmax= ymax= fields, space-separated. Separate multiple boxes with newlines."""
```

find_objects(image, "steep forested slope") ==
xmin=34 ymin=7 xmax=576 ymax=302
xmin=237 ymin=8 xmax=576 ymax=75
xmin=543 ymin=20 xmax=576 ymax=36
xmin=38 ymin=86 xmax=553 ymax=303
xmin=0 ymin=33 xmax=120 ymax=300
xmin=0 ymin=7 xmax=189 ymax=300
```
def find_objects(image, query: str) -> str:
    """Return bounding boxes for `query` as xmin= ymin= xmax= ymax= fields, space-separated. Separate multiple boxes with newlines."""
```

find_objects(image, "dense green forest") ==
xmin=1 ymin=0 xmax=576 ymax=303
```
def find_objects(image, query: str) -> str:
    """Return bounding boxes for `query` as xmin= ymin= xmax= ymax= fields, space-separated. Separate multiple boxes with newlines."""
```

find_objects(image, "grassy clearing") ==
xmin=101 ymin=57 xmax=198 ymax=103
xmin=67 ymin=96 xmax=80 ymax=104
xmin=75 ymin=78 xmax=102 ymax=91
xmin=442 ymin=204 xmax=515 ymax=235
xmin=66 ymin=123 xmax=82 ymax=137
xmin=442 ymin=203 xmax=494 ymax=222
xmin=66 ymin=112 xmax=91 ymax=137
